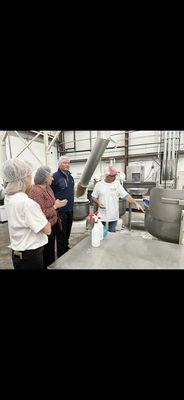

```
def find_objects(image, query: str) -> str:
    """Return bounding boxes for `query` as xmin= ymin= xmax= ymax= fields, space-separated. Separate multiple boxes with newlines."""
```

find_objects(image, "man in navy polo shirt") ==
xmin=51 ymin=156 xmax=74 ymax=256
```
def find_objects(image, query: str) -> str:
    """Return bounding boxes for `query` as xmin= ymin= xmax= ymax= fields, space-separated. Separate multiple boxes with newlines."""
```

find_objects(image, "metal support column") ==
xmin=89 ymin=131 xmax=92 ymax=151
xmin=8 ymin=133 xmax=12 ymax=158
xmin=0 ymin=131 xmax=8 ymax=163
xmin=44 ymin=131 xmax=49 ymax=166
xmin=15 ymin=131 xmax=41 ymax=158
xmin=74 ymin=131 xmax=76 ymax=151
xmin=14 ymin=131 xmax=42 ymax=165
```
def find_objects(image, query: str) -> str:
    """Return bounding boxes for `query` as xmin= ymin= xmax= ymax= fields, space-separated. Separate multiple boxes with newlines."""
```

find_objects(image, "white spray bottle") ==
xmin=91 ymin=216 xmax=101 ymax=247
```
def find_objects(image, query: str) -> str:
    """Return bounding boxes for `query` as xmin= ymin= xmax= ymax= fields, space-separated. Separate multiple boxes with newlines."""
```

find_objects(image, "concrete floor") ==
xmin=0 ymin=211 xmax=178 ymax=270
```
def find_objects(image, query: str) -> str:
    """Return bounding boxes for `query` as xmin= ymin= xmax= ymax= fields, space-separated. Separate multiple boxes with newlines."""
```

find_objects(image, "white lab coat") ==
xmin=5 ymin=192 xmax=48 ymax=251
xmin=92 ymin=180 xmax=128 ymax=222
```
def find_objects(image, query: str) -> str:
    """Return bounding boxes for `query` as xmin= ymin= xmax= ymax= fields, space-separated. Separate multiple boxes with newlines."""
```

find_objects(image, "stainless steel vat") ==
xmin=73 ymin=201 xmax=90 ymax=221
xmin=145 ymin=188 xmax=184 ymax=243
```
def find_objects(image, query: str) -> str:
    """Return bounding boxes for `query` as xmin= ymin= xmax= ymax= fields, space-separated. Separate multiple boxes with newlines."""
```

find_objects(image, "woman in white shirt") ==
xmin=1 ymin=159 xmax=51 ymax=270
xmin=92 ymin=165 xmax=144 ymax=232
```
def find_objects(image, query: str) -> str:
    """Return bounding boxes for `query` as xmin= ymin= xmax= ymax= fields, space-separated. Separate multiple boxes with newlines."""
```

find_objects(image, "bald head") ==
xmin=59 ymin=156 xmax=70 ymax=172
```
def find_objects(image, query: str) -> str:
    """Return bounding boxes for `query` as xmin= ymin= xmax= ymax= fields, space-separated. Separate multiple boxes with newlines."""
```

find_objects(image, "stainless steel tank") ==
xmin=119 ymin=198 xmax=126 ymax=216
xmin=145 ymin=188 xmax=184 ymax=243
xmin=73 ymin=200 xmax=90 ymax=221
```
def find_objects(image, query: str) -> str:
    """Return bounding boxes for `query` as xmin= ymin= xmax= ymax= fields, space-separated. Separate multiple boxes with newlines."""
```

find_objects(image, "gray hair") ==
xmin=1 ymin=159 xmax=33 ymax=195
xmin=59 ymin=156 xmax=70 ymax=165
xmin=34 ymin=166 xmax=52 ymax=185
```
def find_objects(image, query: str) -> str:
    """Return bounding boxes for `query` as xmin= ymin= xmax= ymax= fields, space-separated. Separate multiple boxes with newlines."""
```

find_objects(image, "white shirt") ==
xmin=92 ymin=180 xmax=129 ymax=222
xmin=5 ymin=192 xmax=48 ymax=251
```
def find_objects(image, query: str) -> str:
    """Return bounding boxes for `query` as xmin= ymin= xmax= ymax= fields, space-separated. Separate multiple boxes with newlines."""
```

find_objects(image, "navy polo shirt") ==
xmin=51 ymin=169 xmax=74 ymax=212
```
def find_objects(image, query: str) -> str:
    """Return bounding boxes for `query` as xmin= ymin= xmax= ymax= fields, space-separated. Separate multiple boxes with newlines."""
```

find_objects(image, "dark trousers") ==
xmin=57 ymin=210 xmax=73 ymax=257
xmin=12 ymin=246 xmax=44 ymax=270
xmin=43 ymin=225 xmax=56 ymax=269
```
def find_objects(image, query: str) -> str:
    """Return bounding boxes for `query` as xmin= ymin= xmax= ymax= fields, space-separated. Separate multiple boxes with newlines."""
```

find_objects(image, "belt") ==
xmin=13 ymin=247 xmax=44 ymax=259
xmin=13 ymin=251 xmax=23 ymax=259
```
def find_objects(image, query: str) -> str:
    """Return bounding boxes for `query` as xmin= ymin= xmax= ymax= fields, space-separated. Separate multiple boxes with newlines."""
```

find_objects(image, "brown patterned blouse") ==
xmin=28 ymin=185 xmax=58 ymax=226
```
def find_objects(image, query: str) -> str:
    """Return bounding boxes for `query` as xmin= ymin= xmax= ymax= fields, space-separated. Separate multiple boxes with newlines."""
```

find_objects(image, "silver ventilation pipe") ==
xmin=76 ymin=135 xmax=110 ymax=197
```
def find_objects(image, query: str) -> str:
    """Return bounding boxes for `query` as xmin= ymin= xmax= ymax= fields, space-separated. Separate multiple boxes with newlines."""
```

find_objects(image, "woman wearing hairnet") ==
xmin=28 ymin=166 xmax=68 ymax=269
xmin=1 ymin=159 xmax=51 ymax=270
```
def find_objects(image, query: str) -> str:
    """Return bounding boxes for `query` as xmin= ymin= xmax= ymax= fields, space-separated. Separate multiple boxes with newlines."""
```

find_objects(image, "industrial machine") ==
xmin=126 ymin=164 xmax=145 ymax=183
xmin=73 ymin=199 xmax=90 ymax=221
xmin=145 ymin=188 xmax=184 ymax=243
xmin=144 ymin=132 xmax=184 ymax=243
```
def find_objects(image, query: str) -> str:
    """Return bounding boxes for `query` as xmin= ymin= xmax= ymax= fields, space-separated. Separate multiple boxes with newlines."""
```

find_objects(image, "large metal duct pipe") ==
xmin=76 ymin=135 xmax=110 ymax=197
xmin=145 ymin=187 xmax=184 ymax=243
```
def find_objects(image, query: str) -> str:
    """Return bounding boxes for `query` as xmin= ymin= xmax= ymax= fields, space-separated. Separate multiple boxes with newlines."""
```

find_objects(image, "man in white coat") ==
xmin=92 ymin=165 xmax=144 ymax=232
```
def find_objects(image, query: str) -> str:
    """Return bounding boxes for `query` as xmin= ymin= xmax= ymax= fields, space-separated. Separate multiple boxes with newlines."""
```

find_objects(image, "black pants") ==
xmin=57 ymin=210 xmax=73 ymax=257
xmin=43 ymin=225 xmax=56 ymax=269
xmin=12 ymin=246 xmax=44 ymax=270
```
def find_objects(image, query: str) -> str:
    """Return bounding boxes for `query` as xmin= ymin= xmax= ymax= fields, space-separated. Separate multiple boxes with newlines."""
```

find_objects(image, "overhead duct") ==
xmin=76 ymin=136 xmax=110 ymax=197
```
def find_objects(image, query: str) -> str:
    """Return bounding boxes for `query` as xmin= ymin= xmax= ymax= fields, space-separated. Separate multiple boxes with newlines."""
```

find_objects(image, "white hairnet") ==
xmin=1 ymin=159 xmax=33 ymax=195
xmin=34 ymin=166 xmax=52 ymax=185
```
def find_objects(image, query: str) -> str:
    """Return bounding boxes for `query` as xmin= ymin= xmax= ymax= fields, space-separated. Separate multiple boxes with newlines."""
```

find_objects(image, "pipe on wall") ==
xmin=175 ymin=132 xmax=181 ymax=188
xmin=125 ymin=131 xmax=129 ymax=176
xmin=167 ymin=131 xmax=172 ymax=179
xmin=70 ymin=149 xmax=184 ymax=164
xmin=58 ymin=131 xmax=65 ymax=155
